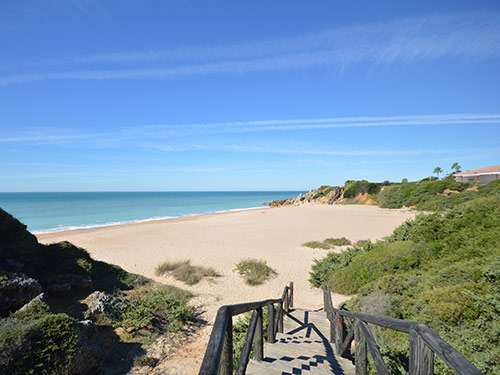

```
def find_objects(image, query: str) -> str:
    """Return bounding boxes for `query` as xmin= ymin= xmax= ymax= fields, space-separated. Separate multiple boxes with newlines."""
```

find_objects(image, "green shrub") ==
xmin=114 ymin=285 xmax=194 ymax=333
xmin=379 ymin=179 xmax=500 ymax=211
xmin=316 ymin=194 xmax=500 ymax=373
xmin=309 ymin=245 xmax=367 ymax=287
xmin=0 ymin=302 xmax=79 ymax=375
xmin=155 ymin=260 xmax=218 ymax=285
xmin=234 ymin=259 xmax=276 ymax=286
xmin=343 ymin=180 xmax=382 ymax=198
xmin=355 ymin=239 xmax=371 ymax=247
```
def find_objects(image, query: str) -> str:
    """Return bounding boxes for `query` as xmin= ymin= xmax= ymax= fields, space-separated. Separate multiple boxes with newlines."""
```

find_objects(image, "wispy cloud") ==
xmin=1 ymin=12 xmax=500 ymax=86
xmin=220 ymin=145 xmax=446 ymax=157
xmin=2 ymin=113 xmax=499 ymax=145
xmin=0 ymin=127 xmax=90 ymax=144
xmin=125 ymin=113 xmax=500 ymax=138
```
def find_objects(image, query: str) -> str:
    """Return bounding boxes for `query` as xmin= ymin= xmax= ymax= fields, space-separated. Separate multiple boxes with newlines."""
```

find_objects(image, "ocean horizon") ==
xmin=0 ymin=191 xmax=303 ymax=234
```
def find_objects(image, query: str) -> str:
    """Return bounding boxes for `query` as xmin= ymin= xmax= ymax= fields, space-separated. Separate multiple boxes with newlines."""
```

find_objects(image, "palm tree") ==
xmin=434 ymin=167 xmax=443 ymax=180
xmin=451 ymin=162 xmax=461 ymax=173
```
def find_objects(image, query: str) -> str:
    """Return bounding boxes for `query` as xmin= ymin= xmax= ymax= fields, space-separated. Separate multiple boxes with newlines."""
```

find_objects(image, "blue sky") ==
xmin=1 ymin=0 xmax=499 ymax=192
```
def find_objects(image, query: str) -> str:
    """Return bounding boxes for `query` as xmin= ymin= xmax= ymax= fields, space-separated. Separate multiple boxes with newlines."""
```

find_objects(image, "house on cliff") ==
xmin=454 ymin=165 xmax=500 ymax=182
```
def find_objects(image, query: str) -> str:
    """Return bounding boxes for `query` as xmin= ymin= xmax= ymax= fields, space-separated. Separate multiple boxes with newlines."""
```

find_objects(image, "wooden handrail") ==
xmin=322 ymin=284 xmax=483 ymax=375
xmin=199 ymin=282 xmax=294 ymax=375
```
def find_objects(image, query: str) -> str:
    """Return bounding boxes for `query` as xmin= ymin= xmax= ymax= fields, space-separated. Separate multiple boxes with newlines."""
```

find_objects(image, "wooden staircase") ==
xmin=246 ymin=308 xmax=355 ymax=375
xmin=199 ymin=282 xmax=483 ymax=375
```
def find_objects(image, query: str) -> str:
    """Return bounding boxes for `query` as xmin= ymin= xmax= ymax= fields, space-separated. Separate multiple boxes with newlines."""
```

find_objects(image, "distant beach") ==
xmin=37 ymin=203 xmax=415 ymax=373
xmin=0 ymin=191 xmax=303 ymax=234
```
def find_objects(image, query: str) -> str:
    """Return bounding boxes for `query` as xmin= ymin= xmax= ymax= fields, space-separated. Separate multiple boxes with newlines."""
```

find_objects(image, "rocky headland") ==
xmin=266 ymin=186 xmax=343 ymax=206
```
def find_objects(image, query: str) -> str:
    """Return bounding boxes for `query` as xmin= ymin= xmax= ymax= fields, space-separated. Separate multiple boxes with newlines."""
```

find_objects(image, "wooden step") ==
xmin=246 ymin=358 xmax=340 ymax=375
xmin=245 ymin=308 xmax=355 ymax=375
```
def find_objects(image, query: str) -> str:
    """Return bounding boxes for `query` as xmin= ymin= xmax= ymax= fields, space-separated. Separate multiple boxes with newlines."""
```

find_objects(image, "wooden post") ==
xmin=323 ymin=285 xmax=328 ymax=311
xmin=409 ymin=329 xmax=434 ymax=375
xmin=254 ymin=307 xmax=264 ymax=361
xmin=289 ymin=282 xmax=294 ymax=308
xmin=218 ymin=315 xmax=233 ymax=375
xmin=354 ymin=320 xmax=367 ymax=375
xmin=330 ymin=311 xmax=336 ymax=343
xmin=283 ymin=287 xmax=288 ymax=314
xmin=335 ymin=313 xmax=345 ymax=355
xmin=267 ymin=304 xmax=275 ymax=343
xmin=278 ymin=303 xmax=284 ymax=333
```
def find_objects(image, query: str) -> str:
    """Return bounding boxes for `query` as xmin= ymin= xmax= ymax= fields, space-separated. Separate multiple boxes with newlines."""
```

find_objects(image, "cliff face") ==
xmin=266 ymin=186 xmax=343 ymax=207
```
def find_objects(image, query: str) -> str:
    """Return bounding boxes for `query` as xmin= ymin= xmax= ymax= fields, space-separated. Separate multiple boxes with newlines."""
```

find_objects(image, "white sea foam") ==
xmin=32 ymin=206 xmax=269 ymax=234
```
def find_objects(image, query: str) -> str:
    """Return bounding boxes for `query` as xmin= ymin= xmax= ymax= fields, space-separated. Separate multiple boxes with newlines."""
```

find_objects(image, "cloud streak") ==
xmin=2 ymin=113 xmax=499 ymax=145
xmin=125 ymin=113 xmax=500 ymax=138
xmin=1 ymin=12 xmax=500 ymax=86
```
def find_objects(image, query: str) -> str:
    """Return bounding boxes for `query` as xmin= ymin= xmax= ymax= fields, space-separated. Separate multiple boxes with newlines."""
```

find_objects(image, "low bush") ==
xmin=354 ymin=239 xmax=371 ymax=247
xmin=313 ymin=193 xmax=500 ymax=373
xmin=234 ymin=259 xmax=276 ymax=286
xmin=309 ymin=245 xmax=367 ymax=287
xmin=113 ymin=285 xmax=194 ymax=333
xmin=0 ymin=300 xmax=80 ymax=375
xmin=155 ymin=260 xmax=218 ymax=285
xmin=379 ymin=178 xmax=500 ymax=211
xmin=343 ymin=180 xmax=382 ymax=198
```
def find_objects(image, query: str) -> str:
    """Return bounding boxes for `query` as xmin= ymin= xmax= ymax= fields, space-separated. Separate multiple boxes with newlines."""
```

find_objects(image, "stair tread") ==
xmin=245 ymin=308 xmax=355 ymax=375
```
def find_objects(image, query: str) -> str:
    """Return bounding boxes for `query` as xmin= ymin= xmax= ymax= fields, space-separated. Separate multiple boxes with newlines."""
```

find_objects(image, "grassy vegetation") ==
xmin=111 ymin=285 xmax=194 ymax=334
xmin=155 ymin=259 xmax=218 ymax=285
xmin=302 ymin=241 xmax=331 ymax=249
xmin=309 ymin=181 xmax=500 ymax=374
xmin=324 ymin=237 xmax=351 ymax=246
xmin=302 ymin=237 xmax=352 ymax=250
xmin=234 ymin=259 xmax=276 ymax=285
xmin=0 ymin=207 xmax=196 ymax=374
xmin=309 ymin=242 xmax=372 ymax=287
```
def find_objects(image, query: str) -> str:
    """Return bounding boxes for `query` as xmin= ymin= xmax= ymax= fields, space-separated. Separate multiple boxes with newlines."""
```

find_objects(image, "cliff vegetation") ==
xmin=0 ymin=208 xmax=195 ymax=375
xmin=309 ymin=179 xmax=500 ymax=374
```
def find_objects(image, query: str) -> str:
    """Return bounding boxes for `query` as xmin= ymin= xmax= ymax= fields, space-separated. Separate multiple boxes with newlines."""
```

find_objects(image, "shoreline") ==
xmin=36 ymin=203 xmax=413 ymax=239
xmin=34 ymin=205 xmax=269 ymax=236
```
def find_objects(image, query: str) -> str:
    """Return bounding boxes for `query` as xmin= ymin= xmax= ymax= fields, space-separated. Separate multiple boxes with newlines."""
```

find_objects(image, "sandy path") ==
xmin=37 ymin=204 xmax=415 ymax=374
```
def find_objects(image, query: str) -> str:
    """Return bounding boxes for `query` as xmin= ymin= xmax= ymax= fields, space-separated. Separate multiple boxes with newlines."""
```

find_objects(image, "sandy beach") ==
xmin=37 ymin=204 xmax=415 ymax=373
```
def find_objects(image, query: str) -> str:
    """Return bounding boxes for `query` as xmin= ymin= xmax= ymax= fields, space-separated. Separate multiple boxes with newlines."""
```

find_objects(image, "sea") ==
xmin=0 ymin=191 xmax=302 ymax=234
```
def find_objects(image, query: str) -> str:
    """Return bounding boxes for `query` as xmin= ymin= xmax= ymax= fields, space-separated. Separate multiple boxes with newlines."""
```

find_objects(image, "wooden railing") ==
xmin=199 ymin=282 xmax=294 ymax=375
xmin=322 ymin=285 xmax=483 ymax=375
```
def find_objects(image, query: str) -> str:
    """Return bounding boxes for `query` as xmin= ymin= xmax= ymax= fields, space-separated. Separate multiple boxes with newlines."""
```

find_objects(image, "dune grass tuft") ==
xmin=324 ymin=237 xmax=352 ymax=246
xmin=234 ymin=259 xmax=276 ymax=286
xmin=155 ymin=260 xmax=218 ymax=285
xmin=302 ymin=241 xmax=331 ymax=249
xmin=302 ymin=237 xmax=352 ymax=249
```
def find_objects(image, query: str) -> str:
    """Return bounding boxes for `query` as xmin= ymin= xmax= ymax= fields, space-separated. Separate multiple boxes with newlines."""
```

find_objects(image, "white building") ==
xmin=454 ymin=166 xmax=500 ymax=182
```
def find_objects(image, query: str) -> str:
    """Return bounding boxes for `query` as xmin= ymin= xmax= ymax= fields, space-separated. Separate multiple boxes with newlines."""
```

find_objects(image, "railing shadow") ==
xmin=261 ymin=309 xmax=346 ymax=375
